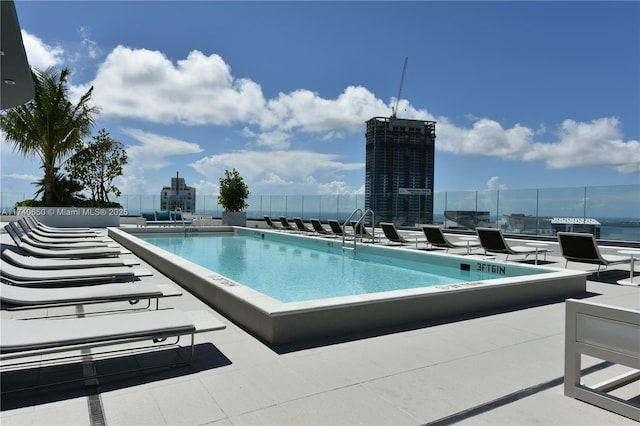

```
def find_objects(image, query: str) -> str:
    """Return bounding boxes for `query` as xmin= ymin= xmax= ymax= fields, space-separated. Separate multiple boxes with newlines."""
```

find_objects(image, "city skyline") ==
xmin=1 ymin=1 xmax=638 ymax=199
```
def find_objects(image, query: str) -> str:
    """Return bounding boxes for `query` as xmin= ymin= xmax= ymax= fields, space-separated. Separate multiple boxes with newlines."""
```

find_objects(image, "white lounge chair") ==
xmin=2 ymin=248 xmax=138 ymax=269
xmin=25 ymin=215 xmax=98 ymax=235
xmin=5 ymin=224 xmax=123 ymax=258
xmin=9 ymin=222 xmax=118 ymax=249
xmin=18 ymin=218 xmax=110 ymax=241
xmin=0 ymin=258 xmax=143 ymax=286
xmin=0 ymin=309 xmax=226 ymax=376
xmin=1 ymin=281 xmax=181 ymax=310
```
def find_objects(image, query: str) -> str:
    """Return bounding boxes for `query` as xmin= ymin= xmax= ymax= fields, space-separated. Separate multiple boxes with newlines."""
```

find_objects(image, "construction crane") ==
xmin=391 ymin=57 xmax=408 ymax=118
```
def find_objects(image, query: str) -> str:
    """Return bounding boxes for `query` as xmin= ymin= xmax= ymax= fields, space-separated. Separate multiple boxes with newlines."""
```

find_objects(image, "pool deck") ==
xmin=1 ymin=224 xmax=639 ymax=425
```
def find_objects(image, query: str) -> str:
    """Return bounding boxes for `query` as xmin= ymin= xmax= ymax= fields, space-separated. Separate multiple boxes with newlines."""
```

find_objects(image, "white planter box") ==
xmin=221 ymin=211 xmax=246 ymax=226
xmin=17 ymin=206 xmax=121 ymax=228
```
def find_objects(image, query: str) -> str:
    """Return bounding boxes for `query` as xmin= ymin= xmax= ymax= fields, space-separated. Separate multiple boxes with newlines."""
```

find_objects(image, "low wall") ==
xmin=17 ymin=206 xmax=121 ymax=228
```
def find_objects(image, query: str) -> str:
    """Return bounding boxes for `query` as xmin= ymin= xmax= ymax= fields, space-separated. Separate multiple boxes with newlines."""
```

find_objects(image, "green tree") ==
xmin=0 ymin=67 xmax=98 ymax=204
xmin=218 ymin=168 xmax=250 ymax=212
xmin=66 ymin=128 xmax=128 ymax=204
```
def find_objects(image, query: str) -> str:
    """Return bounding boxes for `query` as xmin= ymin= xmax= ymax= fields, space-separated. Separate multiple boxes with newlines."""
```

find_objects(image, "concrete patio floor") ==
xmin=1 ymin=225 xmax=639 ymax=425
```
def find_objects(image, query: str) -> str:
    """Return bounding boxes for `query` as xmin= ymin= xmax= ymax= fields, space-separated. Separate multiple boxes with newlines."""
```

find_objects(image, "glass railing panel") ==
xmin=1 ymin=185 xmax=638 ymax=240
xmin=586 ymin=185 xmax=640 ymax=241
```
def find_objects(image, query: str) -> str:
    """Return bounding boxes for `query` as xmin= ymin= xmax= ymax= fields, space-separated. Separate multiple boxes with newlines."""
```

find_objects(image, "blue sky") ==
xmin=2 ymin=1 xmax=639 ymax=199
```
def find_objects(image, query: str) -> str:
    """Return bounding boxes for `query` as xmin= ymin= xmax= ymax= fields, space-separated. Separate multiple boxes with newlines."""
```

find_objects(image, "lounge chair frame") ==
xmin=0 ymin=309 xmax=225 ymax=393
xmin=476 ymin=227 xmax=548 ymax=262
xmin=564 ymin=299 xmax=640 ymax=420
xmin=18 ymin=218 xmax=106 ymax=241
xmin=1 ymin=281 xmax=181 ymax=311
xmin=263 ymin=216 xmax=282 ymax=230
xmin=327 ymin=220 xmax=345 ymax=236
xmin=5 ymin=223 xmax=121 ymax=258
xmin=422 ymin=225 xmax=480 ymax=254
xmin=25 ymin=215 xmax=98 ymax=235
xmin=293 ymin=217 xmax=313 ymax=233
xmin=380 ymin=222 xmax=426 ymax=247
xmin=278 ymin=216 xmax=295 ymax=231
xmin=557 ymin=232 xmax=632 ymax=276
xmin=0 ymin=258 xmax=137 ymax=286
xmin=310 ymin=219 xmax=335 ymax=237
xmin=1 ymin=247 xmax=135 ymax=269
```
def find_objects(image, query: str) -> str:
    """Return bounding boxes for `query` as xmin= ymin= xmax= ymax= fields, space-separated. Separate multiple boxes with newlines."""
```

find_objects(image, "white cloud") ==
xmin=255 ymin=130 xmax=291 ymax=149
xmin=435 ymin=116 xmax=640 ymax=174
xmin=191 ymin=180 xmax=218 ymax=197
xmin=189 ymin=150 xmax=363 ymax=195
xmin=80 ymin=45 xmax=640 ymax=178
xmin=526 ymin=117 xmax=640 ymax=174
xmin=487 ymin=176 xmax=506 ymax=190
xmin=21 ymin=30 xmax=64 ymax=70
xmin=15 ymin=39 xmax=638 ymax=197
xmin=78 ymin=27 xmax=102 ymax=59
xmin=123 ymin=128 xmax=204 ymax=171
xmin=88 ymin=47 xmax=266 ymax=126
xmin=262 ymin=86 xmax=388 ymax=133
xmin=2 ymin=173 xmax=39 ymax=182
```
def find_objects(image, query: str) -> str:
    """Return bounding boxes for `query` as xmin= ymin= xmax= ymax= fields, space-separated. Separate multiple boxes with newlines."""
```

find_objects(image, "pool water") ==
xmin=138 ymin=232 xmax=542 ymax=303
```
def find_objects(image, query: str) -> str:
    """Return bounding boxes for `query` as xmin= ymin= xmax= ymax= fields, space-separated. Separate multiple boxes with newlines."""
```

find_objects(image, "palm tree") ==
xmin=0 ymin=67 xmax=99 ymax=203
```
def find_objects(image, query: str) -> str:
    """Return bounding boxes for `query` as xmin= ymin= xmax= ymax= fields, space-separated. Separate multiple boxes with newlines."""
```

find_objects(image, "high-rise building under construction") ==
xmin=364 ymin=117 xmax=436 ymax=226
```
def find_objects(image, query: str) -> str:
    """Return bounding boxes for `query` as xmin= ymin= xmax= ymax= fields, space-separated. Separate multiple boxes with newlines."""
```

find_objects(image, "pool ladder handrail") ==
xmin=342 ymin=208 xmax=375 ymax=250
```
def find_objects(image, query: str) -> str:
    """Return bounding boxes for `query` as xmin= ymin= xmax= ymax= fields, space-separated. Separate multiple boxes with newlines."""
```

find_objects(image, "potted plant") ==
xmin=218 ymin=168 xmax=250 ymax=226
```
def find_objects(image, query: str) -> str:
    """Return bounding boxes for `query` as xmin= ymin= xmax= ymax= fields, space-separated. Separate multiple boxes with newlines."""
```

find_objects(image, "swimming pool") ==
xmin=109 ymin=226 xmax=588 ymax=346
xmin=136 ymin=232 xmax=546 ymax=303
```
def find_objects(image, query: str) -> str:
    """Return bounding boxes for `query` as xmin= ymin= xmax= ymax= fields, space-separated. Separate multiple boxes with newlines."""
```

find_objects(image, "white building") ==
xmin=551 ymin=217 xmax=601 ymax=238
xmin=160 ymin=172 xmax=196 ymax=213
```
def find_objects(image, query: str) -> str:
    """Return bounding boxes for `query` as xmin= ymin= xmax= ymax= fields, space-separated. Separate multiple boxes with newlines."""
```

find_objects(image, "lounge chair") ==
xmin=0 ymin=258 xmax=143 ymax=286
xmin=557 ymin=232 xmax=632 ymax=275
xmin=476 ymin=227 xmax=549 ymax=262
xmin=25 ymin=215 xmax=99 ymax=235
xmin=18 ymin=218 xmax=108 ymax=241
xmin=5 ymin=223 xmax=123 ymax=258
xmin=17 ymin=219 xmax=112 ymax=244
xmin=264 ymin=216 xmax=281 ymax=230
xmin=422 ymin=225 xmax=480 ymax=254
xmin=351 ymin=221 xmax=376 ymax=242
xmin=328 ymin=220 xmax=346 ymax=237
xmin=293 ymin=217 xmax=313 ymax=233
xmin=0 ymin=309 xmax=226 ymax=374
xmin=278 ymin=216 xmax=295 ymax=231
xmin=2 ymin=248 xmax=138 ymax=269
xmin=8 ymin=222 xmax=118 ymax=249
xmin=310 ymin=219 xmax=332 ymax=236
xmin=380 ymin=222 xmax=426 ymax=247
xmin=1 ymin=281 xmax=181 ymax=310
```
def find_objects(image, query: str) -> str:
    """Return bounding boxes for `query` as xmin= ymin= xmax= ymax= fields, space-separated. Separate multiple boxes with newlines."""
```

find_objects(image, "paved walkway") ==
xmin=1 ymin=226 xmax=639 ymax=425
